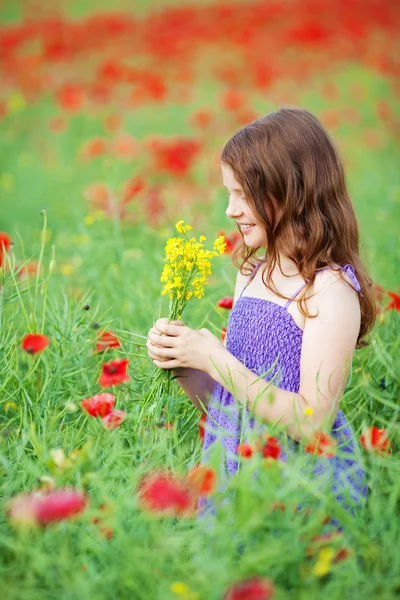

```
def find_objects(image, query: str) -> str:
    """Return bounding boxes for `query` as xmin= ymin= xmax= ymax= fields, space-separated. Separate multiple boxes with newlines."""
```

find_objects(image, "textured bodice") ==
xmin=226 ymin=296 xmax=303 ymax=392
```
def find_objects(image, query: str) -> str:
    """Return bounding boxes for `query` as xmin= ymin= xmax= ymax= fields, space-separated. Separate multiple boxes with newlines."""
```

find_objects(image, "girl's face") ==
xmin=221 ymin=163 xmax=268 ymax=248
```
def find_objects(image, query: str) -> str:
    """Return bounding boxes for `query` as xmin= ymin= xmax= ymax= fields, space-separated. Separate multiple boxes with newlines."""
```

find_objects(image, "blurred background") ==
xmin=0 ymin=0 xmax=399 ymax=303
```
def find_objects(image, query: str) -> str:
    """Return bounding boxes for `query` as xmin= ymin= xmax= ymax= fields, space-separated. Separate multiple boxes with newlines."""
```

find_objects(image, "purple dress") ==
xmin=198 ymin=261 xmax=367 ymax=521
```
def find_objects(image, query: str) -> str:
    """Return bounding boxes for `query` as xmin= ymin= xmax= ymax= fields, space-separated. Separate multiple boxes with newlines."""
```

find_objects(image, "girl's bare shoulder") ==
xmin=306 ymin=265 xmax=361 ymax=319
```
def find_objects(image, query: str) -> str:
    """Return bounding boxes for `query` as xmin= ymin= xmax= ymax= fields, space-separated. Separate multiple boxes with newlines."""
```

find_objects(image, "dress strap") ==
xmin=238 ymin=260 xmax=265 ymax=299
xmin=284 ymin=263 xmax=363 ymax=310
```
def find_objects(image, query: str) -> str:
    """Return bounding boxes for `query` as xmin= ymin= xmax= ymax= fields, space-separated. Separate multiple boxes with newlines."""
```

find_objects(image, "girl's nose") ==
xmin=225 ymin=197 xmax=243 ymax=219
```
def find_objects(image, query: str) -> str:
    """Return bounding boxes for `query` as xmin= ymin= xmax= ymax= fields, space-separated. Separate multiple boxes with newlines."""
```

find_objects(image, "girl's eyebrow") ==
xmin=223 ymin=185 xmax=243 ymax=192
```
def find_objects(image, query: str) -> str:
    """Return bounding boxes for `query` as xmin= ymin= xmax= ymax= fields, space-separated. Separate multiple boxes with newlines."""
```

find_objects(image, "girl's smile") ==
xmin=221 ymin=163 xmax=268 ymax=248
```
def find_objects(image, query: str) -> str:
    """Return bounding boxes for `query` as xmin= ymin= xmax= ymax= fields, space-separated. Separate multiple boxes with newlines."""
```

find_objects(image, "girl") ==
xmin=146 ymin=106 xmax=376 ymax=523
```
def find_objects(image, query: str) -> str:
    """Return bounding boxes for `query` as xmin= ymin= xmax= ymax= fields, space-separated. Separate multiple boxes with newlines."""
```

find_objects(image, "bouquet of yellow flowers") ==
xmin=143 ymin=220 xmax=226 ymax=425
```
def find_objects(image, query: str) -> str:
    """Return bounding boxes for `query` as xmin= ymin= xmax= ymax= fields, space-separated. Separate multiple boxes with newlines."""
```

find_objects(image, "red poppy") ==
xmin=186 ymin=465 xmax=217 ymax=496
xmin=21 ymin=333 xmax=50 ymax=354
xmin=102 ymin=409 xmax=127 ymax=430
xmin=81 ymin=393 xmax=115 ymax=418
xmin=221 ymin=89 xmax=245 ymax=112
xmin=48 ymin=116 xmax=67 ymax=133
xmin=304 ymin=431 xmax=337 ymax=458
xmin=217 ymin=297 xmax=234 ymax=309
xmin=238 ymin=443 xmax=254 ymax=459
xmin=0 ymin=232 xmax=11 ymax=253
xmin=151 ymin=138 xmax=201 ymax=177
xmin=79 ymin=137 xmax=108 ymax=160
xmin=17 ymin=261 xmax=41 ymax=279
xmin=198 ymin=413 xmax=207 ymax=442
xmin=103 ymin=113 xmax=122 ymax=133
xmin=387 ymin=291 xmax=400 ymax=311
xmin=111 ymin=133 xmax=137 ymax=159
xmin=8 ymin=488 xmax=87 ymax=527
xmin=190 ymin=109 xmax=213 ymax=129
xmin=121 ymin=176 xmax=146 ymax=205
xmin=269 ymin=502 xmax=286 ymax=513
xmin=261 ymin=436 xmax=281 ymax=460
xmin=221 ymin=327 xmax=228 ymax=342
xmin=218 ymin=230 xmax=241 ymax=254
xmin=223 ymin=577 xmax=275 ymax=600
xmin=95 ymin=330 xmax=121 ymax=353
xmin=99 ymin=358 xmax=130 ymax=387
xmin=360 ymin=426 xmax=391 ymax=455
xmin=57 ymin=84 xmax=85 ymax=113
xmin=137 ymin=471 xmax=195 ymax=517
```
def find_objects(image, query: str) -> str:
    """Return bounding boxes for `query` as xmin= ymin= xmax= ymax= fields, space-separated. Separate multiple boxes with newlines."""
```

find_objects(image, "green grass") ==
xmin=0 ymin=2 xmax=399 ymax=598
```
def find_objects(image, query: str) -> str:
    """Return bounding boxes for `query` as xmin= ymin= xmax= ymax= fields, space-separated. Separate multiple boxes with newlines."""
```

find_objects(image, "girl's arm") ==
xmin=171 ymin=367 xmax=215 ymax=414
xmin=148 ymin=270 xmax=248 ymax=414
xmin=149 ymin=271 xmax=361 ymax=443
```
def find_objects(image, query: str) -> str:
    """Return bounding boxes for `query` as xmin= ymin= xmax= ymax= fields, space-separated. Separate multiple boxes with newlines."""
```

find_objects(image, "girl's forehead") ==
xmin=221 ymin=163 xmax=242 ymax=188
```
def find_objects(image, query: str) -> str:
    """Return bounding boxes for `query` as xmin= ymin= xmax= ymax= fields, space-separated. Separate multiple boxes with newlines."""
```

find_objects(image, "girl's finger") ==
xmin=148 ymin=329 xmax=176 ymax=347
xmin=152 ymin=358 xmax=180 ymax=370
xmin=147 ymin=340 xmax=177 ymax=360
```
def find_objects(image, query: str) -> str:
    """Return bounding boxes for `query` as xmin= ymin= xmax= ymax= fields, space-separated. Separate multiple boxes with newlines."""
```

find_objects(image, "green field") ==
xmin=0 ymin=1 xmax=399 ymax=598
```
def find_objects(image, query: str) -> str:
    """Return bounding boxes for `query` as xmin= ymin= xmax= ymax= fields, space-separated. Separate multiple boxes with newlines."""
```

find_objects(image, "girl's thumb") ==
xmin=171 ymin=320 xmax=183 ymax=326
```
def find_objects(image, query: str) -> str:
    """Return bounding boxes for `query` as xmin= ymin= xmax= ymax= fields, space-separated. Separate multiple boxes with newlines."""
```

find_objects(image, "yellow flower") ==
xmin=312 ymin=547 xmax=335 ymax=577
xmin=0 ymin=173 xmax=14 ymax=191
xmin=175 ymin=220 xmax=193 ymax=234
xmin=213 ymin=234 xmax=227 ymax=255
xmin=60 ymin=263 xmax=74 ymax=276
xmin=170 ymin=582 xmax=198 ymax=599
xmin=304 ymin=407 xmax=314 ymax=416
xmin=84 ymin=215 xmax=95 ymax=226
xmin=8 ymin=92 xmax=26 ymax=113
xmin=5 ymin=401 xmax=18 ymax=413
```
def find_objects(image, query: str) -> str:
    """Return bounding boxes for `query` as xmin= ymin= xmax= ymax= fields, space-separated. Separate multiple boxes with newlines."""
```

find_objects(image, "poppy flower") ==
xmin=221 ymin=327 xmax=228 ymax=342
xmin=79 ymin=137 xmax=108 ymax=160
xmin=57 ymin=84 xmax=84 ymax=113
xmin=186 ymin=465 xmax=217 ymax=496
xmin=304 ymin=431 xmax=337 ymax=458
xmin=17 ymin=261 xmax=41 ymax=279
xmin=102 ymin=409 xmax=127 ymax=430
xmin=121 ymin=176 xmax=146 ymax=205
xmin=0 ymin=232 xmax=11 ymax=253
xmin=387 ymin=291 xmax=400 ymax=311
xmin=99 ymin=358 xmax=130 ymax=387
xmin=238 ymin=443 xmax=254 ymax=459
xmin=190 ymin=109 xmax=213 ymax=129
xmin=261 ymin=436 xmax=281 ymax=460
xmin=360 ymin=426 xmax=391 ymax=455
xmin=217 ymin=297 xmax=234 ymax=309
xmin=111 ymin=133 xmax=137 ymax=159
xmin=198 ymin=413 xmax=207 ymax=442
xmin=21 ymin=333 xmax=50 ymax=354
xmin=8 ymin=488 xmax=87 ymax=527
xmin=81 ymin=393 xmax=115 ymax=418
xmin=218 ymin=230 xmax=241 ymax=254
xmin=221 ymin=89 xmax=245 ymax=112
xmin=0 ymin=232 xmax=11 ymax=267
xmin=95 ymin=330 xmax=121 ymax=353
xmin=103 ymin=113 xmax=122 ymax=133
xmin=137 ymin=471 xmax=195 ymax=517
xmin=223 ymin=577 xmax=275 ymax=600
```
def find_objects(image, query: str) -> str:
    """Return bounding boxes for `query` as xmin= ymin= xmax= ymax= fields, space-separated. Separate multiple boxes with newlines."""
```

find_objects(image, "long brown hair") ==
xmin=221 ymin=106 xmax=376 ymax=348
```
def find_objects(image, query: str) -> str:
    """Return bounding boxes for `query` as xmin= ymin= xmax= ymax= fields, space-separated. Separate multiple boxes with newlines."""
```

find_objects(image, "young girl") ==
xmin=146 ymin=106 xmax=376 ymax=523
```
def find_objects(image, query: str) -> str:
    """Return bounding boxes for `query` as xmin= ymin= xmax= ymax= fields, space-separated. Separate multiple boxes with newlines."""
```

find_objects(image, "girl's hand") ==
xmin=146 ymin=318 xmax=182 ymax=367
xmin=146 ymin=319 xmax=226 ymax=374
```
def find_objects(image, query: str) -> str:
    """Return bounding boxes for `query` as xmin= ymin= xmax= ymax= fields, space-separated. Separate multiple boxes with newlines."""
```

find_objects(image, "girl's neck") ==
xmin=261 ymin=253 xmax=300 ymax=278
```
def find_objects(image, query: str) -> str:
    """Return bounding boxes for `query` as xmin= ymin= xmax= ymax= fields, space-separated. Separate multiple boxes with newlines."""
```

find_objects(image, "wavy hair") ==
xmin=221 ymin=106 xmax=376 ymax=348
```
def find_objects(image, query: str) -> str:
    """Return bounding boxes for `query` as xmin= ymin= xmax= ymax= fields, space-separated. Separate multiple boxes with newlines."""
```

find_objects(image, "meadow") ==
xmin=0 ymin=0 xmax=399 ymax=598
